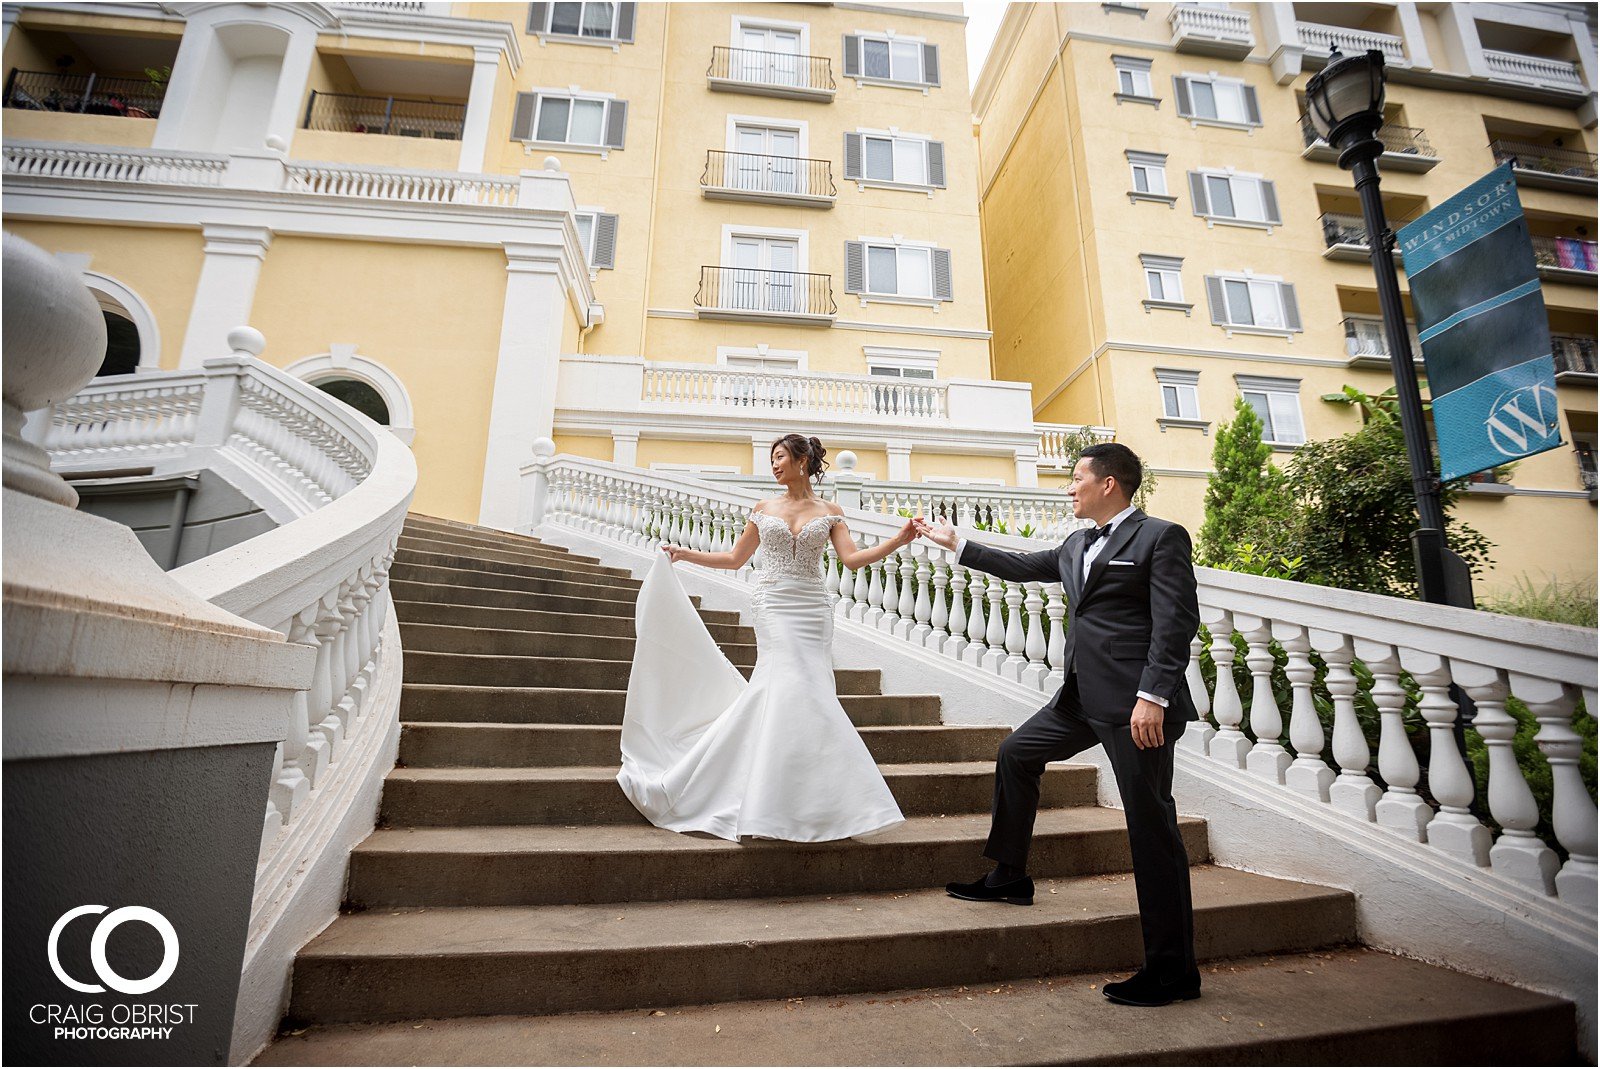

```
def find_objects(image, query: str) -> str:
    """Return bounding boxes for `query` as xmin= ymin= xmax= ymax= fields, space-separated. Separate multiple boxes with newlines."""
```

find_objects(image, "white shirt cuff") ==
xmin=1137 ymin=690 xmax=1168 ymax=707
xmin=954 ymin=534 xmax=967 ymax=557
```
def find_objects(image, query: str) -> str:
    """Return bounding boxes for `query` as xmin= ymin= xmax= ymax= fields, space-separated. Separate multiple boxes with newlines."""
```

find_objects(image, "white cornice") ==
xmin=645 ymin=308 xmax=991 ymax=340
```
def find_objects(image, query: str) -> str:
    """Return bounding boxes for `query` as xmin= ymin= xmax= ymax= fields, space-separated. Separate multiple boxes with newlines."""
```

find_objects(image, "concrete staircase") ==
xmin=256 ymin=514 xmax=1577 ymax=1065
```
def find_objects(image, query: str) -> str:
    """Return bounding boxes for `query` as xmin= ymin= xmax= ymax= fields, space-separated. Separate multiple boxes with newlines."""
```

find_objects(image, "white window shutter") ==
xmin=1261 ymin=179 xmax=1281 ymax=225
xmin=1172 ymin=76 xmax=1193 ymax=117
xmin=526 ymin=2 xmax=548 ymax=33
xmin=592 ymin=213 xmax=618 ymax=269
xmin=616 ymin=3 xmax=636 ymax=42
xmin=932 ymin=248 xmax=953 ymax=301
xmin=926 ymin=140 xmax=946 ymax=187
xmin=512 ymin=92 xmax=537 ymax=140
xmin=922 ymin=43 xmax=940 ymax=86
xmin=1187 ymin=171 xmax=1209 ymax=216
xmin=1279 ymin=282 xmax=1301 ymax=330
xmin=842 ymin=35 xmax=862 ymax=78
xmin=604 ymin=101 xmax=627 ymax=148
xmin=1205 ymin=276 xmax=1229 ymax=325
xmin=844 ymin=241 xmax=865 ymax=293
xmin=1243 ymin=85 xmax=1262 ymax=125
xmin=843 ymin=132 xmax=864 ymax=180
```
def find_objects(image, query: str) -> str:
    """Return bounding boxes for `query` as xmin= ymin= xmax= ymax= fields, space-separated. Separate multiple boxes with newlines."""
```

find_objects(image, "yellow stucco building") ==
xmin=974 ymin=1 xmax=1598 ymax=594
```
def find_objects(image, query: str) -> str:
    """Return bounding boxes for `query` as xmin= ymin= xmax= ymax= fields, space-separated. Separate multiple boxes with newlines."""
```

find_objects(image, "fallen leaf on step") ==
xmin=715 ymin=1026 xmax=721 ymax=1034
xmin=1220 ymin=1016 xmax=1230 ymax=1022
xmin=287 ymin=1029 xmax=307 ymax=1037
xmin=413 ymin=1024 xmax=423 ymax=1029
xmin=651 ymin=1011 xmax=666 ymax=1017
xmin=1088 ymin=985 xmax=1097 ymax=990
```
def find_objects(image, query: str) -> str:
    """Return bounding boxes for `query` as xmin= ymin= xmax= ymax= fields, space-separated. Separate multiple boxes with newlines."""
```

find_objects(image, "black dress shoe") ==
xmin=944 ymin=873 xmax=1034 ymax=906
xmin=1102 ymin=968 xmax=1202 ymax=1006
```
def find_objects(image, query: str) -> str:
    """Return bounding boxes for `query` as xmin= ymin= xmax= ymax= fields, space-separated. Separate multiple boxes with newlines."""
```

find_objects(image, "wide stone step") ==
xmin=399 ymin=623 xmax=756 ymax=664
xmin=390 ymin=581 xmax=739 ymax=625
xmin=256 ymin=946 xmax=1579 ymax=1067
xmin=399 ymin=685 xmax=941 ymax=727
xmin=393 ymin=602 xmax=752 ymax=644
xmin=402 ymin=652 xmax=882 ymax=693
xmin=378 ymin=762 xmax=1094 ymax=827
xmin=398 ymin=723 xmax=1007 ymax=767
xmin=399 ymin=532 xmax=620 ymax=573
xmin=285 ymin=867 xmax=1357 ymax=1024
xmin=347 ymin=808 xmax=1206 ymax=908
xmin=395 ymin=545 xmax=636 ymax=584
xmin=404 ymin=516 xmax=573 ymax=553
xmin=392 ymin=564 xmax=641 ymax=605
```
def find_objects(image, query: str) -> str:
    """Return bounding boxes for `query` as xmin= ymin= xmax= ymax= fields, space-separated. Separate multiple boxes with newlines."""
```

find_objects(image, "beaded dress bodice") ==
xmin=751 ymin=511 xmax=843 ymax=583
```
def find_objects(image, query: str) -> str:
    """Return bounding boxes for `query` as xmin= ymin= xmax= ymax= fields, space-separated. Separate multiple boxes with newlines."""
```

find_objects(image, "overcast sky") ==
xmin=965 ymin=1 xmax=1009 ymax=89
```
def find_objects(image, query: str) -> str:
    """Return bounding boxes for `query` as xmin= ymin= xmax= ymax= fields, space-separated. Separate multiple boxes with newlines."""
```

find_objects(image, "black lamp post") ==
xmin=1305 ymin=49 xmax=1475 ymax=610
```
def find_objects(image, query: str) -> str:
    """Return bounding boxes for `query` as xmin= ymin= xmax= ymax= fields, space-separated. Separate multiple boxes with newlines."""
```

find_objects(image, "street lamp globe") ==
xmin=1305 ymin=49 xmax=1387 ymax=154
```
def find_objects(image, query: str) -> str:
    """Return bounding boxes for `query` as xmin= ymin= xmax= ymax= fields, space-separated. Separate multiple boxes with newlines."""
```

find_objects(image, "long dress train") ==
xmin=616 ymin=510 xmax=905 ymax=842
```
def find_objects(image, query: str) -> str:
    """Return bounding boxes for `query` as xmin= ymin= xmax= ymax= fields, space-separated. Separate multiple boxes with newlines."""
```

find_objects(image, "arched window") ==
xmin=81 ymin=272 xmax=160 ymax=375
xmin=312 ymin=377 xmax=390 ymax=425
xmin=98 ymin=310 xmax=142 ymax=376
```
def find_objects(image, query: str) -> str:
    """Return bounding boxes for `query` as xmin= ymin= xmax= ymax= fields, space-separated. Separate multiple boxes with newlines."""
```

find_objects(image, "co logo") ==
xmin=48 ymin=906 xmax=179 ymax=995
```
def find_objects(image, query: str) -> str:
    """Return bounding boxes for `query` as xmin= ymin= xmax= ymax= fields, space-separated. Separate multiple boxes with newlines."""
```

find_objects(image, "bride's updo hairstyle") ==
xmin=771 ymin=433 xmax=829 ymax=485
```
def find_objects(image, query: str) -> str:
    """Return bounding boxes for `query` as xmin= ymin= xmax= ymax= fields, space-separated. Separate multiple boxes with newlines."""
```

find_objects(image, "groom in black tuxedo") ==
xmin=914 ymin=442 xmax=1201 ymax=1007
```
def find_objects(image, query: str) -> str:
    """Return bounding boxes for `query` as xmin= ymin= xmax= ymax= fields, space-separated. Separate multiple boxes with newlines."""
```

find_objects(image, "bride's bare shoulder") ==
xmin=824 ymin=501 xmax=845 ymax=518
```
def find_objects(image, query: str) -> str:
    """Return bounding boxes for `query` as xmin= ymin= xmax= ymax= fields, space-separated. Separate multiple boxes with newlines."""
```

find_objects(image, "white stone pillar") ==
xmin=1261 ymin=2 xmax=1304 ymax=84
xmin=1433 ymin=4 xmax=1489 ymax=79
xmin=886 ymin=440 xmax=912 ymax=482
xmin=1013 ymin=447 xmax=1039 ymax=488
xmin=612 ymin=430 xmax=640 ymax=468
xmin=751 ymin=436 xmax=770 ymax=475
xmin=457 ymin=46 xmax=503 ymax=173
xmin=179 ymin=225 xmax=273 ymax=369
xmin=478 ymin=244 xmax=569 ymax=530
xmin=152 ymin=21 xmax=222 ymax=150
xmin=1395 ymin=3 xmax=1434 ymax=71
xmin=2 ymin=5 xmax=20 ymax=49
xmin=263 ymin=29 xmax=317 ymax=155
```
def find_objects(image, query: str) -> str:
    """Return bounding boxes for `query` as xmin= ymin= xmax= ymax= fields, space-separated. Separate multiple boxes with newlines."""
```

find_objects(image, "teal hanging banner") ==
xmin=1397 ymin=164 xmax=1562 ymax=482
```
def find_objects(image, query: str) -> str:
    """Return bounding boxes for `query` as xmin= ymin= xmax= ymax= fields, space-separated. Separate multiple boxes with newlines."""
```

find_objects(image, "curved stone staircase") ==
xmin=255 ymin=515 xmax=1576 ymax=1065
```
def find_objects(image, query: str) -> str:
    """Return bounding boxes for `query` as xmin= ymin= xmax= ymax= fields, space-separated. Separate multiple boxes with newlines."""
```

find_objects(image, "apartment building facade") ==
xmin=3 ymin=1 xmax=1053 ymax=534
xmin=974 ymin=1 xmax=1598 ymax=593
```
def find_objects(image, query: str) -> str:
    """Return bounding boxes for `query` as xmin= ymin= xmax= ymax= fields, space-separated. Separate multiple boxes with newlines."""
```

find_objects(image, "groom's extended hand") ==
xmin=913 ymin=517 xmax=959 ymax=551
xmin=1130 ymin=698 xmax=1165 ymax=749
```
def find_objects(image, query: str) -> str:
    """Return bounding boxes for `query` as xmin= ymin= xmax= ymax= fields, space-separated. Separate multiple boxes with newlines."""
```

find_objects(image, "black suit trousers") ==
xmin=983 ymin=675 xmax=1197 ymax=980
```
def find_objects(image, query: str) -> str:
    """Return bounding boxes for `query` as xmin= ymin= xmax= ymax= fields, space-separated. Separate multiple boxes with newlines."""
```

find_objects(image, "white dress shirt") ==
xmin=952 ymin=505 xmax=1167 ymax=709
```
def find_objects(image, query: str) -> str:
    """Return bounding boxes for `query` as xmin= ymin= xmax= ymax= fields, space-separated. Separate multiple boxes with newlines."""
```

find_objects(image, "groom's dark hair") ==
xmin=1079 ymin=442 xmax=1142 ymax=499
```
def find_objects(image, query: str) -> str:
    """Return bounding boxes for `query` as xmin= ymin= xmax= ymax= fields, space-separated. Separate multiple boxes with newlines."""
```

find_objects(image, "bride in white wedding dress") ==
xmin=617 ymin=434 xmax=920 ymax=842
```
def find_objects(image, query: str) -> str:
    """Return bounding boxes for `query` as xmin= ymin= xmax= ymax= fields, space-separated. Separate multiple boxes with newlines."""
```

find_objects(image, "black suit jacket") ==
xmin=957 ymin=510 xmax=1200 ymax=724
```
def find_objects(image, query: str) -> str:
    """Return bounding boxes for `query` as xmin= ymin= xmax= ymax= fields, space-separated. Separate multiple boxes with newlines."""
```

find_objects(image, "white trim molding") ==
xmin=81 ymin=269 xmax=163 ymax=371
xmin=283 ymin=346 xmax=417 ymax=445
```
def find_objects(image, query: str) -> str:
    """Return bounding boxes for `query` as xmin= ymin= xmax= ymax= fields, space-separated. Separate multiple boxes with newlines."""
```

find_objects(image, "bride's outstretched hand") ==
xmin=913 ymin=517 xmax=959 ymax=551
xmin=893 ymin=517 xmax=920 ymax=548
xmin=662 ymin=544 xmax=689 ymax=564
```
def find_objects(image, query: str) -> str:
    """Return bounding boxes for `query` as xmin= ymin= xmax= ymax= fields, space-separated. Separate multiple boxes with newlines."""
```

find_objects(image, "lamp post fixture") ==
xmin=1305 ymin=49 xmax=1474 ymax=610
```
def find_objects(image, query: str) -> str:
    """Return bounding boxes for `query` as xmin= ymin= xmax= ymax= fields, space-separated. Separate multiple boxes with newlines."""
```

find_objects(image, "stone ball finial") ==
xmin=228 ymin=326 xmax=266 ymax=357
xmin=836 ymin=450 xmax=858 ymax=472
xmin=543 ymin=155 xmax=561 ymax=171
xmin=264 ymin=134 xmax=287 ymax=152
xmin=2 ymin=232 xmax=108 ymax=507
xmin=532 ymin=437 xmax=556 ymax=458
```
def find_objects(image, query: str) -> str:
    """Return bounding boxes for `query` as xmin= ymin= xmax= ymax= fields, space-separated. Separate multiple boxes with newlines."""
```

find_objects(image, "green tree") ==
xmin=1198 ymin=396 xmax=1292 ymax=567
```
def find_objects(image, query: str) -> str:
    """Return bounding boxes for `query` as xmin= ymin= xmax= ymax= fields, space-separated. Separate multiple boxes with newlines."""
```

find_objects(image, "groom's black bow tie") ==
xmin=1084 ymin=523 xmax=1112 ymax=548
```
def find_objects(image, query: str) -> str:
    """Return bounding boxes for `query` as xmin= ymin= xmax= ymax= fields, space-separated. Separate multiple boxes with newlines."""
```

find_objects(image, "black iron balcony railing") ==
xmin=1342 ymin=316 xmax=1422 ymax=360
xmin=1490 ymin=138 xmax=1599 ymax=180
xmin=1553 ymin=334 xmax=1598 ymax=375
xmin=695 ymin=266 xmax=837 ymax=318
xmin=1321 ymin=211 xmax=1370 ymax=249
xmin=1531 ymin=235 xmax=1598 ymax=274
xmin=701 ymin=150 xmax=835 ymax=199
xmin=302 ymin=90 xmax=465 ymax=139
xmin=708 ymin=46 xmax=835 ymax=93
xmin=3 ymin=69 xmax=166 ymax=117
xmin=1300 ymin=113 xmax=1435 ymax=156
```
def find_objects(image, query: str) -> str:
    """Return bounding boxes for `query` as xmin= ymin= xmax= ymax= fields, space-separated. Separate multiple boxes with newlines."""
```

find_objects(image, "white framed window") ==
xmin=1188 ymin=169 xmax=1280 ymax=229
xmin=1236 ymin=374 xmax=1306 ymax=445
xmin=573 ymin=209 xmax=618 ymax=270
xmin=512 ymin=90 xmax=626 ymax=152
xmin=844 ymin=130 xmax=945 ymax=189
xmin=1154 ymin=367 xmax=1202 ymax=421
xmin=845 ymin=239 xmax=952 ymax=303
xmin=864 ymin=346 xmax=939 ymax=416
xmin=1174 ymin=72 xmax=1262 ymax=128
xmin=1128 ymin=151 xmax=1168 ymax=196
xmin=529 ymin=2 xmax=636 ymax=44
xmin=716 ymin=345 xmax=807 ymax=408
xmin=1139 ymin=254 xmax=1189 ymax=313
xmin=1113 ymin=55 xmax=1156 ymax=101
xmin=1205 ymin=272 xmax=1302 ymax=335
xmin=843 ymin=32 xmax=940 ymax=88
xmin=863 ymin=345 xmax=940 ymax=378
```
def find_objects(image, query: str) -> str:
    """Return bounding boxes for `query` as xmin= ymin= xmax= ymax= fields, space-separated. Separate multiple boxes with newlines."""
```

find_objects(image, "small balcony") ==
xmin=1297 ymin=23 xmax=1407 ymax=67
xmin=1343 ymin=316 xmax=1422 ymax=369
xmin=1484 ymin=49 xmax=1587 ymax=96
xmin=694 ymin=266 xmax=837 ymax=326
xmin=1490 ymin=138 xmax=1598 ymax=194
xmin=700 ymin=150 xmax=835 ymax=208
xmin=1301 ymin=114 xmax=1439 ymax=172
xmin=1168 ymin=4 xmax=1255 ymax=58
xmin=1553 ymin=334 xmax=1598 ymax=381
xmin=1531 ymin=235 xmax=1597 ymax=282
xmin=302 ymin=90 xmax=464 ymax=140
xmin=3 ymin=69 xmax=166 ymax=118
xmin=1321 ymin=212 xmax=1374 ymax=261
xmin=641 ymin=362 xmax=947 ymax=420
xmin=707 ymin=46 xmax=835 ymax=102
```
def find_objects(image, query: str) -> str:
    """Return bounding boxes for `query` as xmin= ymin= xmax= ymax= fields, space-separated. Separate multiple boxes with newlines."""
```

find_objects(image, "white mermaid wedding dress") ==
xmin=617 ymin=510 xmax=906 ymax=842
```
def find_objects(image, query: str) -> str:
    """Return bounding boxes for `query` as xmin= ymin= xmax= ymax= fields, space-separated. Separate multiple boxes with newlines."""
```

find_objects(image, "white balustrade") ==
xmin=1169 ymin=4 xmax=1254 ymax=46
xmin=523 ymin=453 xmax=1598 ymax=914
xmin=285 ymin=161 xmax=519 ymax=206
xmin=3 ymin=141 xmax=227 ymax=185
xmin=1484 ymin=49 xmax=1587 ymax=93
xmin=642 ymin=362 xmax=947 ymax=420
xmin=1297 ymin=22 xmax=1406 ymax=64
xmin=1037 ymin=422 xmax=1114 ymax=468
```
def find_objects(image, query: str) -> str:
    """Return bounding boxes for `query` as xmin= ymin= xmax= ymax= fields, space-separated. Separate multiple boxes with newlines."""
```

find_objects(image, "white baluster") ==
xmin=1361 ymin=640 xmax=1431 ymax=840
xmin=1180 ymin=633 xmax=1214 ymax=755
xmin=1043 ymin=585 xmax=1065 ymax=689
xmin=1239 ymin=615 xmax=1290 ymax=783
xmin=961 ymin=572 xmax=988 ymax=667
xmin=1204 ymin=608 xmax=1249 ymax=767
xmin=1314 ymin=630 xmax=1381 ymax=820
xmin=910 ymin=550 xmax=933 ymax=644
xmin=1513 ymin=674 xmax=1598 ymax=908
xmin=1401 ymin=648 xmax=1490 ymax=865
xmin=864 ymin=556 xmax=886 ymax=628
xmin=926 ymin=556 xmax=950 ymax=652
xmin=981 ymin=576 xmax=1008 ymax=674
xmin=946 ymin=563 xmax=971 ymax=661
xmin=1277 ymin=622 xmax=1333 ymax=800
xmin=893 ymin=551 xmax=916 ymax=639
xmin=1019 ymin=582 xmax=1048 ymax=689
xmin=1000 ymin=580 xmax=1028 ymax=682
